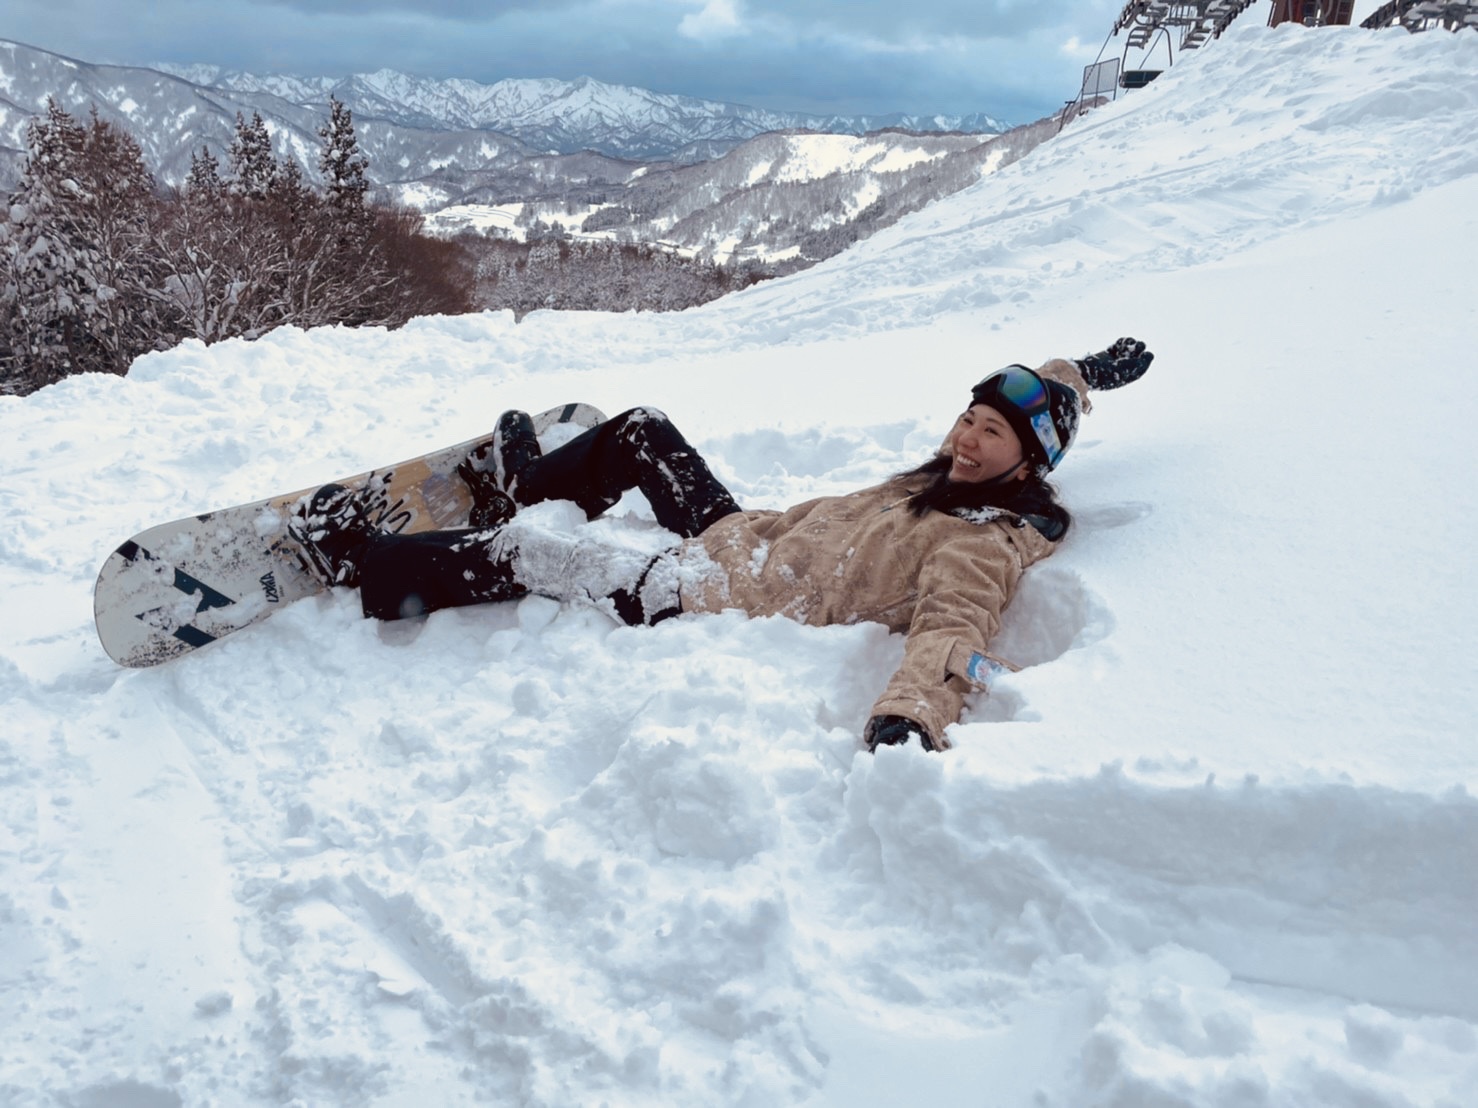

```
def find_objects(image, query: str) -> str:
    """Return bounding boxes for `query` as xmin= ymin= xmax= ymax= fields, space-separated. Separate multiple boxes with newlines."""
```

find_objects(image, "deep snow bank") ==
xmin=2 ymin=18 xmax=1476 ymax=1108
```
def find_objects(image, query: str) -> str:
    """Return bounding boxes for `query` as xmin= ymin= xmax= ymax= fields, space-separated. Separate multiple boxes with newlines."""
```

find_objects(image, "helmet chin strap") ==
xmin=955 ymin=457 xmax=1027 ymax=487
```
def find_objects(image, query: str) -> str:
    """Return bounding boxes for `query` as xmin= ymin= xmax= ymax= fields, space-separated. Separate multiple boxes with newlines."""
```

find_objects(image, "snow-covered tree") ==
xmin=0 ymin=225 xmax=18 ymax=393
xmin=185 ymin=146 xmax=225 ymax=201
xmin=4 ymin=100 xmax=477 ymax=392
xmin=1 ymin=101 xmax=163 ymax=390
xmin=157 ymin=171 xmax=272 ymax=343
xmin=266 ymin=155 xmax=315 ymax=228
xmin=1 ymin=100 xmax=94 ymax=389
xmin=228 ymin=111 xmax=275 ymax=200
xmin=74 ymin=108 xmax=170 ymax=371
xmin=318 ymin=96 xmax=370 ymax=229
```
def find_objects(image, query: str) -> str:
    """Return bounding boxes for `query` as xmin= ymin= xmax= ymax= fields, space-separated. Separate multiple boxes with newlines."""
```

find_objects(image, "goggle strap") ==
xmin=1029 ymin=411 xmax=1063 ymax=466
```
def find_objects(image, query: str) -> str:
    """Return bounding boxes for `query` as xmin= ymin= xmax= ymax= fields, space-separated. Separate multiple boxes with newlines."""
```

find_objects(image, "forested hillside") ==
xmin=0 ymin=101 xmax=466 ymax=394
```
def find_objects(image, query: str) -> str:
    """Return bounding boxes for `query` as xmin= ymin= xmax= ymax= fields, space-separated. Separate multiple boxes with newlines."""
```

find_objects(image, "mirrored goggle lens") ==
xmin=995 ymin=366 xmax=1048 ymax=414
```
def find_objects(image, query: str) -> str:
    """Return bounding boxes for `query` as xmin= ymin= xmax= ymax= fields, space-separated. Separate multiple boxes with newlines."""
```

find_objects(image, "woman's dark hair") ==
xmin=899 ymin=454 xmax=1071 ymax=541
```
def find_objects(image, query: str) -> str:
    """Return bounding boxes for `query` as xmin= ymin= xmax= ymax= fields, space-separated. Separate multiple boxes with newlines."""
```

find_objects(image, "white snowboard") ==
xmin=94 ymin=404 xmax=605 ymax=667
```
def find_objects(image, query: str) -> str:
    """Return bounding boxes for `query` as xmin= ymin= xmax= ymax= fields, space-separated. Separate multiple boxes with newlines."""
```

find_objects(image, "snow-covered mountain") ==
xmin=155 ymin=65 xmax=1010 ymax=160
xmin=0 ymin=37 xmax=1027 ymax=269
xmin=0 ymin=37 xmax=1014 ymax=260
xmin=0 ymin=39 xmax=522 ymax=190
xmin=427 ymin=121 xmax=1060 ymax=266
xmin=0 ymin=37 xmax=1008 ymax=198
xmin=2 ymin=17 xmax=1477 ymax=1108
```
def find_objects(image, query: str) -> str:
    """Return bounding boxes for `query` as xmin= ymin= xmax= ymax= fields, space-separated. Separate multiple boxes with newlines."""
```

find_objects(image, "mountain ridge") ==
xmin=0 ymin=37 xmax=1024 ymax=265
xmin=148 ymin=59 xmax=1010 ymax=161
xmin=0 ymin=39 xmax=1040 ymax=273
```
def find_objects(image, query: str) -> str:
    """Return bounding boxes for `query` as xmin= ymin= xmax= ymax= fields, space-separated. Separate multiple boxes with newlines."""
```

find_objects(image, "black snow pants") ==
xmin=356 ymin=408 xmax=741 ymax=622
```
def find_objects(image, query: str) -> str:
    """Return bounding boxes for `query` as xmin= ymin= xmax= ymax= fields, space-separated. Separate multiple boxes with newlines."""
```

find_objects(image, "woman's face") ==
xmin=947 ymin=403 xmax=1029 ymax=484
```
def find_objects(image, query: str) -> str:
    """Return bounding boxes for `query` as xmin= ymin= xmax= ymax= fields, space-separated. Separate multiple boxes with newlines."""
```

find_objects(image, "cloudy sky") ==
xmin=2 ymin=0 xmax=1149 ymax=124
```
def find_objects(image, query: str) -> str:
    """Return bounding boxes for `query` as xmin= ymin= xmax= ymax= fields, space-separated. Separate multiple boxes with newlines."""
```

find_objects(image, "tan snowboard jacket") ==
xmin=675 ymin=359 xmax=1088 ymax=746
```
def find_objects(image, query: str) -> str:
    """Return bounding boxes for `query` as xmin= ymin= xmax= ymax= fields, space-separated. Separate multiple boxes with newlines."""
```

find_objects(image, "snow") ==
xmin=390 ymin=181 xmax=455 ymax=211
xmin=771 ymin=134 xmax=953 ymax=182
xmin=423 ymin=200 xmax=711 ymax=253
xmin=422 ymin=202 xmax=525 ymax=237
xmin=713 ymin=133 xmax=970 ymax=195
xmin=3 ymin=19 xmax=1478 ymax=1107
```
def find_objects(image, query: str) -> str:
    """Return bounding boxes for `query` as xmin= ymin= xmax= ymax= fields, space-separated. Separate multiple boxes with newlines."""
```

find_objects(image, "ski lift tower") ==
xmin=1268 ymin=1 xmax=1355 ymax=25
xmin=1360 ymin=0 xmax=1478 ymax=31
xmin=1062 ymin=1 xmax=1258 ymax=126
xmin=1112 ymin=2 xmax=1259 ymax=87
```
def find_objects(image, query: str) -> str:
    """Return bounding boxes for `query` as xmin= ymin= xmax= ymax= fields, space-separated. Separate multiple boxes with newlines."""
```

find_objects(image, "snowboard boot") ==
xmin=489 ymin=409 xmax=541 ymax=497
xmin=290 ymin=483 xmax=379 ymax=587
xmin=455 ymin=459 xmax=518 ymax=529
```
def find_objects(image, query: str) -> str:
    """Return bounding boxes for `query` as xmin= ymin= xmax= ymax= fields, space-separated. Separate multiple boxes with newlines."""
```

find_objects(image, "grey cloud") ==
xmin=738 ymin=0 xmax=1116 ymax=39
xmin=243 ymin=0 xmax=581 ymax=17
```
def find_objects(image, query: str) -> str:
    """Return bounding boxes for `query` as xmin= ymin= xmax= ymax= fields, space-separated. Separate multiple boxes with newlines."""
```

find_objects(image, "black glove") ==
xmin=456 ymin=460 xmax=517 ymax=529
xmin=1075 ymin=337 xmax=1153 ymax=391
xmin=864 ymin=714 xmax=937 ymax=753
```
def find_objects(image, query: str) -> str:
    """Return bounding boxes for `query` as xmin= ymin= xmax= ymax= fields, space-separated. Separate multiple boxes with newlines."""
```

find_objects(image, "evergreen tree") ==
xmin=0 ymin=220 xmax=18 ymax=392
xmin=2 ymin=102 xmax=169 ymax=388
xmin=305 ymin=97 xmax=395 ymax=324
xmin=2 ymin=101 xmax=103 ymax=388
xmin=76 ymin=107 xmax=169 ymax=373
xmin=266 ymin=155 xmax=314 ymax=226
xmin=318 ymin=97 xmax=369 ymax=218
xmin=185 ymin=145 xmax=225 ymax=200
xmin=3 ymin=99 xmax=488 ymax=393
xmin=228 ymin=111 xmax=275 ymax=200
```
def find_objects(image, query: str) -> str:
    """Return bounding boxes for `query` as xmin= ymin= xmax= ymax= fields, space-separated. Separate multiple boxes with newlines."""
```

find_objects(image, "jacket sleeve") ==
xmin=867 ymin=526 xmax=1028 ymax=748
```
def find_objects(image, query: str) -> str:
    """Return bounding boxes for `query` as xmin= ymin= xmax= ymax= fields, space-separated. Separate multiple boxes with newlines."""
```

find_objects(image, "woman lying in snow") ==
xmin=293 ymin=339 xmax=1153 ymax=752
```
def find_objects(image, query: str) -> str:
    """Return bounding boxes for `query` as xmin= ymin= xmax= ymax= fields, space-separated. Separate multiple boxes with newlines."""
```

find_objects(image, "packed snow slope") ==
xmin=3 ymin=18 xmax=1477 ymax=1108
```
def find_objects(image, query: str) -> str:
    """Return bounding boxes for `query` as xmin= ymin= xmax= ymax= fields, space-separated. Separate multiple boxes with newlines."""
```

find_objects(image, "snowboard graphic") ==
xmin=94 ymin=404 xmax=606 ymax=667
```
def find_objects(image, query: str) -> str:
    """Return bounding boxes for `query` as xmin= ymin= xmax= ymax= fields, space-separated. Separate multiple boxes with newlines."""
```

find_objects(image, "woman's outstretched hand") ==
xmin=864 ymin=714 xmax=937 ymax=753
xmin=1076 ymin=337 xmax=1154 ymax=390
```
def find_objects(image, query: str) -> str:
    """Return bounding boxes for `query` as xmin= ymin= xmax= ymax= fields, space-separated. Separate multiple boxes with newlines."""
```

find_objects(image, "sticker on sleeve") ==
xmin=966 ymin=652 xmax=1009 ymax=685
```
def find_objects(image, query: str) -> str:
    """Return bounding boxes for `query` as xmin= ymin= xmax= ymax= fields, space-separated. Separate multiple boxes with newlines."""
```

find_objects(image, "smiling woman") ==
xmin=290 ymin=338 xmax=1154 ymax=754
xmin=890 ymin=360 xmax=1087 ymax=540
xmin=947 ymin=405 xmax=1030 ymax=484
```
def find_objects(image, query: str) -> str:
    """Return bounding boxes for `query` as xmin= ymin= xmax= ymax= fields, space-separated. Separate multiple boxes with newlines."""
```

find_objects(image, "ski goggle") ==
xmin=970 ymin=365 xmax=1065 ymax=468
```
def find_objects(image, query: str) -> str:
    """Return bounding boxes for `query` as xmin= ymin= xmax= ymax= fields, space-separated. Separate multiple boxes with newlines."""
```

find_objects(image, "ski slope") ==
xmin=2 ymin=18 xmax=1476 ymax=1107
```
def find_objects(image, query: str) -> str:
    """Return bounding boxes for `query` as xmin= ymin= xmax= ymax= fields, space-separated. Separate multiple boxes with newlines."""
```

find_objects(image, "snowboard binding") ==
xmin=289 ymin=482 xmax=382 ymax=587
